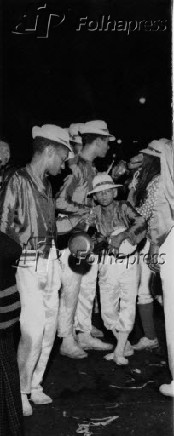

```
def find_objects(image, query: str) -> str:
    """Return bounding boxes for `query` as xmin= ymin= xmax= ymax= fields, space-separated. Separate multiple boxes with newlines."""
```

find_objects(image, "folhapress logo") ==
xmin=12 ymin=3 xmax=66 ymax=38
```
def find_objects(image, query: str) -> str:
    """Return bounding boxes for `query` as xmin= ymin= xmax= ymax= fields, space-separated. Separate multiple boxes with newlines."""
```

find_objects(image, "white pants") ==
xmin=137 ymin=240 xmax=154 ymax=305
xmin=76 ymin=253 xmax=137 ymax=333
xmin=74 ymin=254 xmax=99 ymax=333
xmin=58 ymin=249 xmax=98 ymax=337
xmin=160 ymin=226 xmax=174 ymax=379
xmin=16 ymin=245 xmax=61 ymax=394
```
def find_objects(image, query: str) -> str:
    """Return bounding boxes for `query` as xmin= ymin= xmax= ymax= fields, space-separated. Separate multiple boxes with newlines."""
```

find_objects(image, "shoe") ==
xmin=124 ymin=340 xmax=134 ymax=357
xmin=132 ymin=336 xmax=159 ymax=351
xmin=60 ymin=336 xmax=88 ymax=359
xmin=21 ymin=393 xmax=33 ymax=416
xmin=60 ymin=341 xmax=88 ymax=359
xmin=159 ymin=381 xmax=174 ymax=397
xmin=104 ymin=352 xmax=114 ymax=361
xmin=31 ymin=391 xmax=52 ymax=405
xmin=113 ymin=354 xmax=129 ymax=365
xmin=78 ymin=333 xmax=113 ymax=351
xmin=91 ymin=325 xmax=104 ymax=338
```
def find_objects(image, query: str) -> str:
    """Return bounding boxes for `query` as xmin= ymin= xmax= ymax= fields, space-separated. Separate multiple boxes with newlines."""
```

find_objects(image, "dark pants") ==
xmin=0 ymin=328 xmax=24 ymax=436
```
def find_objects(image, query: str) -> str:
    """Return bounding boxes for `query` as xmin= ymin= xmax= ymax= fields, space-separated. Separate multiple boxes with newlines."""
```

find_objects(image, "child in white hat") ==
xmin=76 ymin=173 xmax=147 ymax=365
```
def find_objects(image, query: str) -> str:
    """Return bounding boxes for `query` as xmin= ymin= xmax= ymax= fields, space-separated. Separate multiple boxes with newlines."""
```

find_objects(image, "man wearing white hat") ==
xmin=56 ymin=120 xmax=116 ymax=358
xmin=66 ymin=123 xmax=84 ymax=177
xmin=0 ymin=124 xmax=72 ymax=416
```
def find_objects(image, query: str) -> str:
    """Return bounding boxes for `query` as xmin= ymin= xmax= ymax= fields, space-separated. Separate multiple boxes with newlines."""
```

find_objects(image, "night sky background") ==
xmin=0 ymin=0 xmax=172 ymax=171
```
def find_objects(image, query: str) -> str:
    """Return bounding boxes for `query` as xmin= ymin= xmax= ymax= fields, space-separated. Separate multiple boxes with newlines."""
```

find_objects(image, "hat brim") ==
xmin=140 ymin=148 xmax=161 ymax=158
xmin=87 ymin=184 xmax=122 ymax=196
xmin=108 ymin=135 xmax=116 ymax=142
xmin=80 ymin=128 xmax=115 ymax=141
xmin=70 ymin=138 xmax=83 ymax=145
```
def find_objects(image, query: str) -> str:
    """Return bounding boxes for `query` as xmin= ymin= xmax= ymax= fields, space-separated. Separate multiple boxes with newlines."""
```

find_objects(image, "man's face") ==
xmin=73 ymin=143 xmax=83 ymax=155
xmin=0 ymin=142 xmax=10 ymax=166
xmin=48 ymin=146 xmax=68 ymax=176
xmin=94 ymin=188 xmax=117 ymax=206
xmin=96 ymin=137 xmax=109 ymax=158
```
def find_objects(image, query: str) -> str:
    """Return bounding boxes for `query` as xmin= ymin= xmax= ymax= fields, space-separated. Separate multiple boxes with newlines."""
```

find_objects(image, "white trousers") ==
xmin=76 ymin=253 xmax=137 ymax=333
xmin=160 ymin=226 xmax=174 ymax=379
xmin=58 ymin=249 xmax=98 ymax=337
xmin=16 ymin=246 xmax=61 ymax=394
xmin=59 ymin=250 xmax=137 ymax=336
xmin=137 ymin=240 xmax=154 ymax=305
xmin=99 ymin=256 xmax=137 ymax=332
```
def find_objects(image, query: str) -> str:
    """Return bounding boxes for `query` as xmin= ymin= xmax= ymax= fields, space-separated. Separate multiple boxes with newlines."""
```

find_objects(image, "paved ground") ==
xmin=24 ymin=302 xmax=174 ymax=436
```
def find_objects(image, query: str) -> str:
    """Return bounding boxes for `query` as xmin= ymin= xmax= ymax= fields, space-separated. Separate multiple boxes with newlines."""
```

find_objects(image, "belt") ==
xmin=20 ymin=250 xmax=50 ymax=261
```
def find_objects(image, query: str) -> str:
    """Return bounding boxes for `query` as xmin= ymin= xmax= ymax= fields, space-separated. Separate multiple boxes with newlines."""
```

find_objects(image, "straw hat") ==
xmin=79 ymin=120 xmax=115 ymax=141
xmin=87 ymin=173 xmax=122 ymax=196
xmin=32 ymin=124 xmax=72 ymax=151
xmin=140 ymin=140 xmax=163 ymax=158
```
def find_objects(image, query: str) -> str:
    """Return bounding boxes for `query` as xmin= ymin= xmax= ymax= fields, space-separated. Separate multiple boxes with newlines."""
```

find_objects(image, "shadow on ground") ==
xmin=24 ymin=302 xmax=174 ymax=436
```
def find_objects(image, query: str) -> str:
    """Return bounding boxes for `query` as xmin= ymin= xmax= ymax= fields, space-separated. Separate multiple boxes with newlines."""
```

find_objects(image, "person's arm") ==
xmin=55 ymin=173 xmax=90 ymax=214
xmin=109 ymin=201 xmax=147 ymax=250
xmin=148 ymin=179 xmax=172 ymax=246
xmin=123 ymin=201 xmax=147 ymax=245
xmin=0 ymin=173 xmax=20 ymax=241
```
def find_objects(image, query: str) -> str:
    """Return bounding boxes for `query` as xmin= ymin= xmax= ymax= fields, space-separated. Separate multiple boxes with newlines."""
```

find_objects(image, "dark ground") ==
xmin=24 ymin=302 xmax=174 ymax=436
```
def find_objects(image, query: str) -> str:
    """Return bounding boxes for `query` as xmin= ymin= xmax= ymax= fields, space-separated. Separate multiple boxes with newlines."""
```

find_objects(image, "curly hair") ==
xmin=135 ymin=154 xmax=160 ymax=207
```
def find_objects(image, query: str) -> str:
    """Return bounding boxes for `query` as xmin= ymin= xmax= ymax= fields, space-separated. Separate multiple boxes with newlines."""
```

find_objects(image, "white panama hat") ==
xmin=140 ymin=140 xmax=163 ymax=158
xmin=32 ymin=124 xmax=72 ymax=151
xmin=87 ymin=173 xmax=122 ymax=196
xmin=79 ymin=120 xmax=116 ymax=142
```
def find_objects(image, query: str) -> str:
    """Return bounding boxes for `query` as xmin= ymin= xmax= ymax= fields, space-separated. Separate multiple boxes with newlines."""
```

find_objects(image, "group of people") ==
xmin=0 ymin=120 xmax=173 ymax=435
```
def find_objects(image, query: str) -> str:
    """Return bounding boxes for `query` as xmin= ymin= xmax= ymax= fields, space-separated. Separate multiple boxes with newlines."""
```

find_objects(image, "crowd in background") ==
xmin=0 ymin=121 xmax=173 ymax=435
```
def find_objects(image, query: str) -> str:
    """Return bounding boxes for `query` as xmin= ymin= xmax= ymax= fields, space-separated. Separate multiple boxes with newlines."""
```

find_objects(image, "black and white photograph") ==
xmin=0 ymin=0 xmax=173 ymax=435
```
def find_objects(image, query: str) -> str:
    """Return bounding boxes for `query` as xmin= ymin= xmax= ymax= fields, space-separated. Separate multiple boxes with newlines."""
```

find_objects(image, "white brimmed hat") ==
xmin=69 ymin=123 xmax=84 ymax=145
xmin=140 ymin=140 xmax=163 ymax=158
xmin=79 ymin=120 xmax=116 ymax=142
xmin=87 ymin=173 xmax=122 ymax=195
xmin=32 ymin=124 xmax=72 ymax=151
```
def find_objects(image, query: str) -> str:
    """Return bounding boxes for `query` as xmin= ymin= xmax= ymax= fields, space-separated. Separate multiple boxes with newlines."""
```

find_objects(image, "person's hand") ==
xmin=108 ymin=232 xmax=126 ymax=250
xmin=72 ymin=180 xmax=89 ymax=203
xmin=112 ymin=160 xmax=127 ymax=180
xmin=92 ymin=233 xmax=108 ymax=254
xmin=82 ymin=210 xmax=96 ymax=229
xmin=76 ymin=206 xmax=91 ymax=217
xmin=128 ymin=153 xmax=143 ymax=171
xmin=147 ymin=243 xmax=160 ymax=273
xmin=70 ymin=164 xmax=83 ymax=178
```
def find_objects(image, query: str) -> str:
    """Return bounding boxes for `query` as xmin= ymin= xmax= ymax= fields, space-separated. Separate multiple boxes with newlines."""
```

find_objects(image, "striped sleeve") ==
xmin=0 ymin=285 xmax=20 ymax=329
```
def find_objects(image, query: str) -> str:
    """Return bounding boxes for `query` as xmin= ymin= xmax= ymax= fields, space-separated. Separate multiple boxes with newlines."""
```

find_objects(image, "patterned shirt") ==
xmin=92 ymin=200 xmax=147 ymax=246
xmin=136 ymin=176 xmax=160 ymax=242
xmin=56 ymin=156 xmax=97 ymax=234
xmin=128 ymin=175 xmax=161 ymax=245
xmin=56 ymin=156 xmax=96 ymax=212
